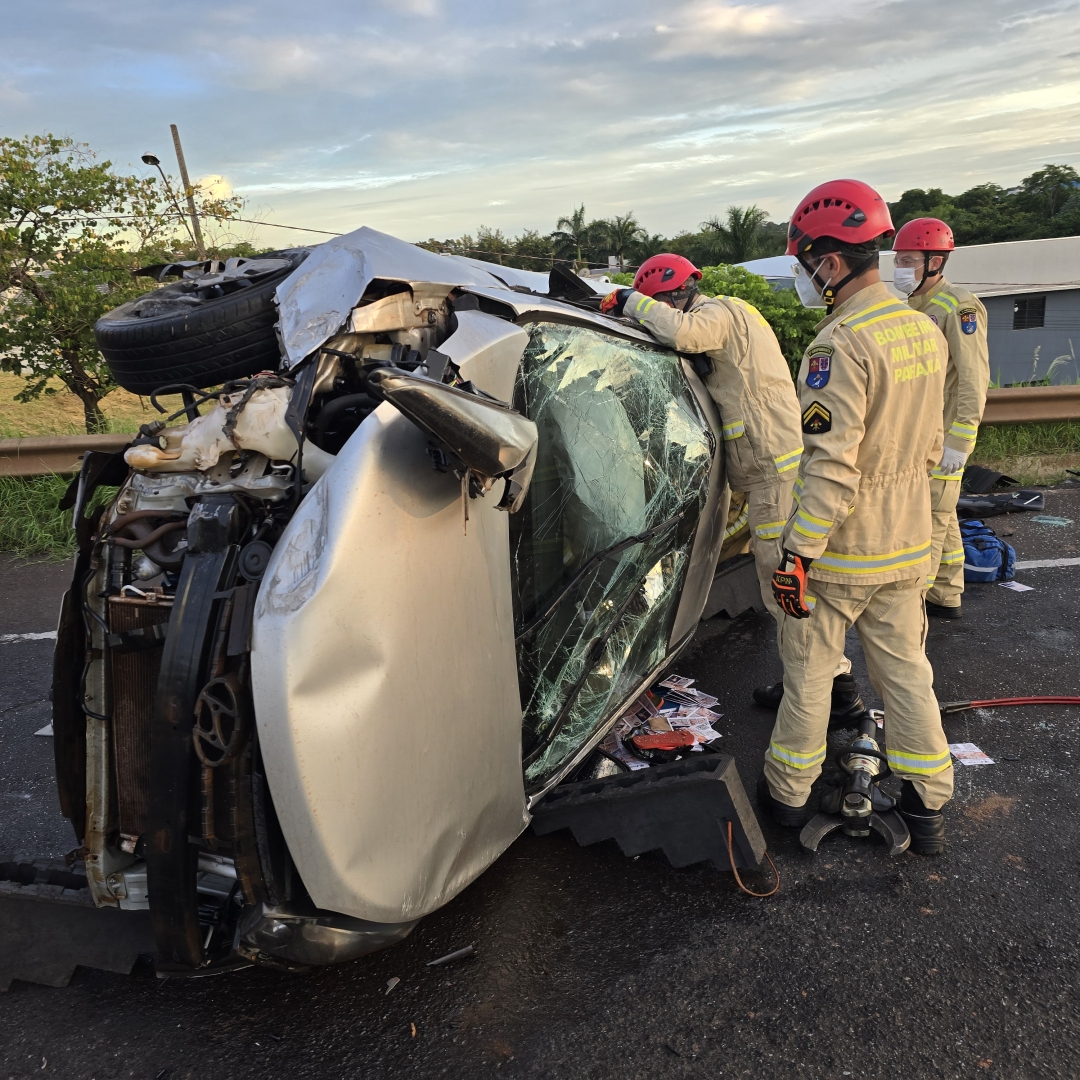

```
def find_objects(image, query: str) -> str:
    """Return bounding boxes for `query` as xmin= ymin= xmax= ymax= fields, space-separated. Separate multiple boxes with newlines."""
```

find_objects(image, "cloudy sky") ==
xmin=5 ymin=0 xmax=1080 ymax=248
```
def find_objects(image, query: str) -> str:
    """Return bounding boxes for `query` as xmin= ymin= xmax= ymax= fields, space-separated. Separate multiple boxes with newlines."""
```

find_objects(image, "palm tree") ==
xmin=554 ymin=205 xmax=590 ymax=269
xmin=606 ymin=212 xmax=644 ymax=269
xmin=701 ymin=205 xmax=770 ymax=263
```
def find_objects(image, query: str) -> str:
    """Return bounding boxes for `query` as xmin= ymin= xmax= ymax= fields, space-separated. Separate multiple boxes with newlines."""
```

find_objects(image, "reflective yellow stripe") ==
xmin=634 ymin=295 xmax=657 ymax=316
xmin=804 ymin=594 xmax=817 ymax=611
xmin=792 ymin=476 xmax=804 ymax=505
xmin=940 ymin=548 xmax=965 ymax=566
xmin=792 ymin=508 xmax=831 ymax=540
xmin=840 ymin=298 xmax=901 ymax=327
xmin=722 ymin=419 xmax=745 ymax=441
xmin=755 ymin=518 xmax=786 ymax=540
xmin=769 ymin=741 xmax=826 ymax=769
xmin=931 ymin=467 xmax=964 ymax=481
xmin=847 ymin=303 xmax=913 ymax=332
xmin=930 ymin=291 xmax=959 ymax=313
xmin=949 ymin=420 xmax=978 ymax=442
xmin=926 ymin=576 xmax=936 ymax=586
xmin=887 ymin=748 xmax=953 ymax=775
xmin=724 ymin=503 xmax=749 ymax=539
xmin=774 ymin=447 xmax=803 ymax=474
xmin=814 ymin=541 xmax=931 ymax=574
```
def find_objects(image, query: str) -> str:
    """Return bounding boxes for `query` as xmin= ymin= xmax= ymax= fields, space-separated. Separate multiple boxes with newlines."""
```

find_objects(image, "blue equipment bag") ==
xmin=960 ymin=519 xmax=1015 ymax=583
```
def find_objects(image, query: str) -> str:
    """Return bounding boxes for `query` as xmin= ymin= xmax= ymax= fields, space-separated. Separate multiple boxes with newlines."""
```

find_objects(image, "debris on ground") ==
xmin=600 ymin=676 xmax=723 ymax=770
xmin=949 ymin=743 xmax=996 ymax=766
xmin=386 ymin=977 xmax=400 ymax=994
xmin=999 ymin=581 xmax=1033 ymax=592
xmin=426 ymin=945 xmax=475 ymax=967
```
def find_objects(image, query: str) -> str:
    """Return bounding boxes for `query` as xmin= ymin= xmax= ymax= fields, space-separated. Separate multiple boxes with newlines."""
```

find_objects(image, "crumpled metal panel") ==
xmin=250 ymin=308 xmax=532 ymax=923
xmin=509 ymin=323 xmax=713 ymax=790
xmin=250 ymin=406 xmax=528 ymax=922
xmin=274 ymin=226 xmax=526 ymax=368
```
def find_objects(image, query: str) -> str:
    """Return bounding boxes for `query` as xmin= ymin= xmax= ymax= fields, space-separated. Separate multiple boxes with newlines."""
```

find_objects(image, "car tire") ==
xmin=94 ymin=250 xmax=308 ymax=395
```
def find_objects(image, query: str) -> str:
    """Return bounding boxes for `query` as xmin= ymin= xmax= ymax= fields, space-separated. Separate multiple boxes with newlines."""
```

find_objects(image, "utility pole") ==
xmin=170 ymin=123 xmax=206 ymax=260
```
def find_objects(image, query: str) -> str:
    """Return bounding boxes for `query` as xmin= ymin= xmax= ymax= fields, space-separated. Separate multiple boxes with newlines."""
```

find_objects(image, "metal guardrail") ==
xmin=982 ymin=385 xmax=1080 ymax=425
xmin=0 ymin=385 xmax=1077 ymax=478
xmin=0 ymin=434 xmax=130 ymax=477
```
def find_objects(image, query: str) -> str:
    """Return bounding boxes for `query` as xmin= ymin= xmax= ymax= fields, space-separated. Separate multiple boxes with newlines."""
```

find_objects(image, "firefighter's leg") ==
xmin=854 ymin=577 xmax=954 ymax=810
xmin=763 ymin=583 xmax=864 ymax=807
xmin=926 ymin=478 xmax=963 ymax=609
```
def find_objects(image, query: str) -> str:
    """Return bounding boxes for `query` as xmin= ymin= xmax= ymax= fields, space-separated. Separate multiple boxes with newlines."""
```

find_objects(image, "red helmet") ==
xmin=634 ymin=254 xmax=702 ymax=297
xmin=893 ymin=217 xmax=955 ymax=252
xmin=786 ymin=179 xmax=894 ymax=255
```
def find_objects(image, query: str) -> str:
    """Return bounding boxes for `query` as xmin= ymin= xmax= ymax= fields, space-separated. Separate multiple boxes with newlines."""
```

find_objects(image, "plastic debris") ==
xmin=999 ymin=581 xmax=1033 ymax=592
xmin=33 ymin=723 xmax=53 ymax=737
xmin=426 ymin=944 xmax=475 ymax=967
xmin=386 ymin=976 xmax=400 ymax=994
xmin=1030 ymin=516 xmax=1073 ymax=527
xmin=949 ymin=743 xmax=995 ymax=766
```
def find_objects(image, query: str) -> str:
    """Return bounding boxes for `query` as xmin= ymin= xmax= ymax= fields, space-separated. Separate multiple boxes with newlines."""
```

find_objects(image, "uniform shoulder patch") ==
xmin=802 ymin=400 xmax=832 ymax=435
xmin=959 ymin=307 xmax=978 ymax=335
xmin=806 ymin=349 xmax=831 ymax=389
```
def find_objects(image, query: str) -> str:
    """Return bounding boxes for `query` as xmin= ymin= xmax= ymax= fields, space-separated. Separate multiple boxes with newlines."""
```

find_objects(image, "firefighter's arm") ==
xmin=942 ymin=302 xmax=990 ymax=455
xmin=781 ymin=332 xmax=867 ymax=560
xmin=621 ymin=293 xmax=732 ymax=354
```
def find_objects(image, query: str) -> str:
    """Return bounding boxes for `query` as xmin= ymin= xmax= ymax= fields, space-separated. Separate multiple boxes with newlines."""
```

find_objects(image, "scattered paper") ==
xmin=659 ymin=675 xmax=695 ymax=689
xmin=999 ymin=581 xmax=1033 ymax=592
xmin=949 ymin=742 xmax=995 ymax=766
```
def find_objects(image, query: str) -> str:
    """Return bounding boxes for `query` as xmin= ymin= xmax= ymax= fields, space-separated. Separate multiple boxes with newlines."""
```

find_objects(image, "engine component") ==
xmin=193 ymin=673 xmax=250 ymax=768
xmin=238 ymin=540 xmax=273 ymax=581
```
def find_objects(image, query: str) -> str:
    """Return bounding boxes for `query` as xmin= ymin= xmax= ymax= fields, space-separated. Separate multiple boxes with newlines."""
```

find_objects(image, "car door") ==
xmin=508 ymin=321 xmax=719 ymax=795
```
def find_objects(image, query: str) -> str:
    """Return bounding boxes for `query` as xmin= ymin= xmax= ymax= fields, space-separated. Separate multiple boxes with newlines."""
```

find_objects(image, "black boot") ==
xmin=756 ymin=775 xmax=811 ymax=828
xmin=899 ymin=780 xmax=946 ymax=856
xmin=751 ymin=673 xmax=867 ymax=727
xmin=926 ymin=600 xmax=961 ymax=619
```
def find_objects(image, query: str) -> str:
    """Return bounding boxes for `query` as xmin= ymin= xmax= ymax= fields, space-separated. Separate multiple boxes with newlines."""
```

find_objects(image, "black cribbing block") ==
xmin=530 ymin=754 xmax=767 ymax=871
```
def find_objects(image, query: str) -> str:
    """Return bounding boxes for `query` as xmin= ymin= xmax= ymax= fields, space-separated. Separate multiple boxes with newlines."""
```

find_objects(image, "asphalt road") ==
xmin=2 ymin=490 xmax=1079 ymax=1079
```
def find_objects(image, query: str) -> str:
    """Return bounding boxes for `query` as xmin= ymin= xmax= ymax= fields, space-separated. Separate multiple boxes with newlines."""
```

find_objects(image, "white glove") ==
xmin=938 ymin=445 xmax=967 ymax=476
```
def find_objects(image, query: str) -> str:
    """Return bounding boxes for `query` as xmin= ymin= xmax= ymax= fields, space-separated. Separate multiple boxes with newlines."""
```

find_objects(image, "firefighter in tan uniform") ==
xmin=892 ymin=218 xmax=990 ymax=618
xmin=760 ymin=179 xmax=954 ymax=856
xmin=600 ymin=255 xmax=867 ymax=712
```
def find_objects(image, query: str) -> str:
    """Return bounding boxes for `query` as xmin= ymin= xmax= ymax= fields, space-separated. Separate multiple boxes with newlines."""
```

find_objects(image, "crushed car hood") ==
xmin=274 ymin=226 xmax=553 ymax=368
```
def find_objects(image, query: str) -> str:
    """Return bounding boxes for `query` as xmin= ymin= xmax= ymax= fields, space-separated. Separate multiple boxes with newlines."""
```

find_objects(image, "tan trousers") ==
xmin=926 ymin=478 xmax=964 ymax=607
xmin=748 ymin=478 xmax=851 ymax=677
xmin=763 ymin=576 xmax=953 ymax=810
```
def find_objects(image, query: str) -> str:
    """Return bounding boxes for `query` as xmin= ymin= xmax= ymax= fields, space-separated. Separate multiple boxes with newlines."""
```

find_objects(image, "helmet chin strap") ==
xmin=802 ymin=252 xmax=879 ymax=312
xmin=916 ymin=252 xmax=945 ymax=293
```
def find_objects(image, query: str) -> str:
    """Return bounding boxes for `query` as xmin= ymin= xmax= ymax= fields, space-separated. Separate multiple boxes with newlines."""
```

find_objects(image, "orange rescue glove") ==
xmin=772 ymin=550 xmax=814 ymax=618
xmin=600 ymin=288 xmax=633 ymax=316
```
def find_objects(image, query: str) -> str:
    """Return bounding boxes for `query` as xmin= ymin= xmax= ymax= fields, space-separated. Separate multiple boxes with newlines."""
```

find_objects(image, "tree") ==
xmin=606 ymin=212 xmax=643 ymax=268
xmin=554 ymin=205 xmax=590 ymax=269
xmin=1020 ymin=164 xmax=1080 ymax=218
xmin=701 ymin=205 xmax=771 ymax=263
xmin=0 ymin=134 xmax=241 ymax=432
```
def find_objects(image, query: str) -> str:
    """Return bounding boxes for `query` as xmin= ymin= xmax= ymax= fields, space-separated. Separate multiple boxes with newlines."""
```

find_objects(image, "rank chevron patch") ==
xmin=802 ymin=400 xmax=832 ymax=435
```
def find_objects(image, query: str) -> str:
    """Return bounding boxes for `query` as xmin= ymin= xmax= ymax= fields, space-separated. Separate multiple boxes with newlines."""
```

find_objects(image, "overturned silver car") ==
xmin=51 ymin=229 xmax=731 ymax=974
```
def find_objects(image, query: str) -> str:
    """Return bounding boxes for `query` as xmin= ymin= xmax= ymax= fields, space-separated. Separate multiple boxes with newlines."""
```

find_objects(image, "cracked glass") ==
xmin=510 ymin=321 xmax=713 ymax=789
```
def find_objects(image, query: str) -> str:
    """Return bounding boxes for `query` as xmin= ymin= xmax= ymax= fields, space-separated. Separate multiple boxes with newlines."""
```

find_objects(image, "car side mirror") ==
xmin=365 ymin=367 xmax=538 ymax=512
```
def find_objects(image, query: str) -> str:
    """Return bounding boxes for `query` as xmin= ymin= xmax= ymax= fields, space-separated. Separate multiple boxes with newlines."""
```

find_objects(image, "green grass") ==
xmin=0 ymin=475 xmax=117 ymax=560
xmin=972 ymin=421 xmax=1080 ymax=460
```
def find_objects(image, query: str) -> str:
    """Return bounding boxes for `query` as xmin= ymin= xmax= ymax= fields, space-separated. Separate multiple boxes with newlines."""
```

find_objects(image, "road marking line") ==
xmin=1013 ymin=557 xmax=1080 ymax=570
xmin=0 ymin=631 xmax=57 ymax=644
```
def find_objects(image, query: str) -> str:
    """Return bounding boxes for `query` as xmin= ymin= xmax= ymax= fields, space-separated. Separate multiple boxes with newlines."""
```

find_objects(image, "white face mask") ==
xmin=892 ymin=266 xmax=918 ymax=296
xmin=794 ymin=263 xmax=828 ymax=309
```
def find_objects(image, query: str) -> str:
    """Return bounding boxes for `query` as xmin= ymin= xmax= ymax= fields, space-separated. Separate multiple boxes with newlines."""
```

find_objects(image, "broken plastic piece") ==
xmin=426 ymin=944 xmax=475 ymax=967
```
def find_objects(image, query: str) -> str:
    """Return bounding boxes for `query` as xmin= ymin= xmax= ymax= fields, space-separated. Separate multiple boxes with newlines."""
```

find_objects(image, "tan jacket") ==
xmin=622 ymin=291 xmax=803 ymax=491
xmin=907 ymin=277 xmax=990 ymax=477
xmin=782 ymin=282 xmax=947 ymax=585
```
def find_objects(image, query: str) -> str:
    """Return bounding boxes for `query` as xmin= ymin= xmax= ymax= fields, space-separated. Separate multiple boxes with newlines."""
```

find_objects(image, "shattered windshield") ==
xmin=510 ymin=322 xmax=713 ymax=790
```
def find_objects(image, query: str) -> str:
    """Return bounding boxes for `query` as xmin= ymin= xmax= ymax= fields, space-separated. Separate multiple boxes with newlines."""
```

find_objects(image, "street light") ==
xmin=140 ymin=152 xmax=198 ymax=252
